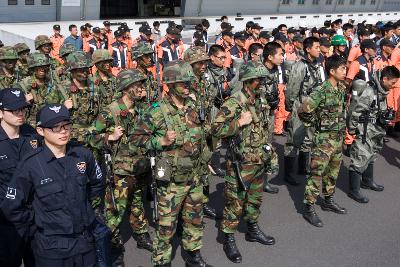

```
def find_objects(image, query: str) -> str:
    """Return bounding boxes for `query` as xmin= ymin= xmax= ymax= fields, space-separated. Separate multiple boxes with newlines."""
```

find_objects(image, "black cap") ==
xmin=360 ymin=39 xmax=377 ymax=50
xmin=114 ymin=29 xmax=123 ymax=37
xmin=293 ymin=34 xmax=304 ymax=42
xmin=288 ymin=27 xmax=298 ymax=34
xmin=246 ymin=21 xmax=255 ymax=29
xmin=319 ymin=37 xmax=331 ymax=47
xmin=85 ymin=22 xmax=93 ymax=28
xmin=234 ymin=31 xmax=247 ymax=40
xmin=80 ymin=25 xmax=87 ymax=31
xmin=252 ymin=23 xmax=263 ymax=30
xmin=311 ymin=27 xmax=318 ymax=33
xmin=103 ymin=20 xmax=111 ymax=26
xmin=221 ymin=30 xmax=233 ymax=37
xmin=166 ymin=26 xmax=181 ymax=35
xmin=92 ymin=27 xmax=101 ymax=34
xmin=37 ymin=104 xmax=70 ymax=128
xmin=0 ymin=88 xmax=28 ymax=111
xmin=358 ymin=27 xmax=371 ymax=37
xmin=259 ymin=31 xmax=272 ymax=39
xmin=380 ymin=38 xmax=396 ymax=48
xmin=318 ymin=27 xmax=331 ymax=35
xmin=274 ymin=32 xmax=289 ymax=43
xmin=193 ymin=30 xmax=204 ymax=40
xmin=139 ymin=25 xmax=152 ymax=35
xmin=221 ymin=22 xmax=234 ymax=31
xmin=53 ymin=24 xmax=60 ymax=31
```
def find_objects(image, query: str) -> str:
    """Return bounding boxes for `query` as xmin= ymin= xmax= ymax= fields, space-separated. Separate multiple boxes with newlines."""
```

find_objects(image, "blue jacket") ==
xmin=64 ymin=35 xmax=83 ymax=51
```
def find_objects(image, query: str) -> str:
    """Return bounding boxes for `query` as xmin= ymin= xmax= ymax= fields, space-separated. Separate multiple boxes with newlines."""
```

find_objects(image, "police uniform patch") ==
xmin=6 ymin=187 xmax=16 ymax=200
xmin=76 ymin=162 xmax=86 ymax=174
xmin=95 ymin=160 xmax=102 ymax=180
xmin=30 ymin=140 xmax=38 ymax=149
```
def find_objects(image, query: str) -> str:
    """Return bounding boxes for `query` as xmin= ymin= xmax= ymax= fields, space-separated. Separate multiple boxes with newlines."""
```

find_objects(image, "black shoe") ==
xmin=223 ymin=233 xmax=242 ymax=263
xmin=154 ymin=264 xmax=171 ymax=267
xmin=203 ymin=204 xmax=219 ymax=219
xmin=303 ymin=204 xmax=323 ymax=227
xmin=387 ymin=126 xmax=399 ymax=138
xmin=321 ymin=196 xmax=347 ymax=214
xmin=136 ymin=232 xmax=153 ymax=252
xmin=348 ymin=170 xmax=369 ymax=203
xmin=185 ymin=250 xmax=207 ymax=267
xmin=361 ymin=164 xmax=384 ymax=191
xmin=297 ymin=151 xmax=310 ymax=175
xmin=263 ymin=179 xmax=279 ymax=194
xmin=284 ymin=156 xmax=300 ymax=186
xmin=245 ymin=222 xmax=275 ymax=245
xmin=111 ymin=244 xmax=125 ymax=267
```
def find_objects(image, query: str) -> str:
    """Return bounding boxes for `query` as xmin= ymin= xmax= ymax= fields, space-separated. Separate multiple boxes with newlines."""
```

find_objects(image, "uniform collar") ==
xmin=0 ymin=124 xmax=33 ymax=141
xmin=0 ymin=125 xmax=9 ymax=141
xmin=42 ymin=143 xmax=78 ymax=163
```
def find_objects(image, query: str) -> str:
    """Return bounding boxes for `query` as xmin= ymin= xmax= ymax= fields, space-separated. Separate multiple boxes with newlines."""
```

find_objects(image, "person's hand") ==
xmin=25 ymin=93 xmax=33 ymax=103
xmin=108 ymin=126 xmax=124 ymax=141
xmin=64 ymin=98 xmax=73 ymax=110
xmin=160 ymin=130 xmax=176 ymax=146
xmin=237 ymin=111 xmax=252 ymax=127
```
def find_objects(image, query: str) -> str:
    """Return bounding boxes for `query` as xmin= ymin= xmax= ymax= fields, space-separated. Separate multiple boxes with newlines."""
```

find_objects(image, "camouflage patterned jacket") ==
xmin=298 ymin=79 xmax=346 ymax=133
xmin=86 ymin=97 xmax=148 ymax=176
xmin=138 ymin=66 xmax=159 ymax=104
xmin=0 ymin=69 xmax=17 ymax=90
xmin=93 ymin=71 xmax=116 ymax=106
xmin=15 ymin=61 xmax=30 ymax=82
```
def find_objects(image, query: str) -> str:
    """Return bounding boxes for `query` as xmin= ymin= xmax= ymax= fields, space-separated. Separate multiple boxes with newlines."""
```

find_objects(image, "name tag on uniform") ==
xmin=40 ymin=178 xmax=53 ymax=185
xmin=0 ymin=155 xmax=8 ymax=160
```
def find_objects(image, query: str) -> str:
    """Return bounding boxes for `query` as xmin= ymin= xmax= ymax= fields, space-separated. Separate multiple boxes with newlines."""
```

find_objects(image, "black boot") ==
xmin=154 ymin=263 xmax=171 ymax=267
xmin=348 ymin=170 xmax=369 ymax=203
xmin=223 ymin=233 xmax=242 ymax=263
xmin=263 ymin=176 xmax=279 ymax=194
xmin=284 ymin=156 xmax=300 ymax=186
xmin=185 ymin=249 xmax=207 ymax=267
xmin=245 ymin=222 xmax=275 ymax=245
xmin=297 ymin=151 xmax=310 ymax=175
xmin=387 ymin=126 xmax=399 ymax=138
xmin=203 ymin=186 xmax=218 ymax=219
xmin=361 ymin=164 xmax=384 ymax=191
xmin=303 ymin=204 xmax=323 ymax=227
xmin=136 ymin=232 xmax=153 ymax=252
xmin=111 ymin=242 xmax=125 ymax=267
xmin=321 ymin=195 xmax=347 ymax=214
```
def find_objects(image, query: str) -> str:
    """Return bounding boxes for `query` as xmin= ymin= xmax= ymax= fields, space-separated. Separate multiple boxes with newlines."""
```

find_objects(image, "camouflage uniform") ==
xmin=86 ymin=69 xmax=152 ymax=254
xmin=16 ymin=53 xmax=53 ymax=126
xmin=92 ymin=49 xmax=116 ymax=106
xmin=34 ymin=35 xmax=61 ymax=84
xmin=45 ymin=51 xmax=102 ymax=143
xmin=0 ymin=46 xmax=19 ymax=90
xmin=14 ymin=43 xmax=30 ymax=81
xmin=130 ymin=61 xmax=206 ymax=266
xmin=58 ymin=43 xmax=76 ymax=81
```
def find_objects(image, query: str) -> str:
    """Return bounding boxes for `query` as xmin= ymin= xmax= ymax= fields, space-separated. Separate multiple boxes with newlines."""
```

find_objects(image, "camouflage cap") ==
xmin=27 ymin=52 xmax=50 ymax=69
xmin=131 ymin=41 xmax=154 ymax=60
xmin=66 ymin=51 xmax=92 ymax=71
xmin=13 ymin=43 xmax=30 ymax=54
xmin=183 ymin=47 xmax=210 ymax=65
xmin=59 ymin=43 xmax=76 ymax=58
xmin=331 ymin=35 xmax=347 ymax=46
xmin=0 ymin=46 xmax=19 ymax=60
xmin=34 ymin=35 xmax=52 ymax=50
xmin=239 ymin=61 xmax=268 ymax=82
xmin=116 ymin=69 xmax=147 ymax=92
xmin=92 ymin=49 xmax=113 ymax=64
xmin=163 ymin=60 xmax=194 ymax=84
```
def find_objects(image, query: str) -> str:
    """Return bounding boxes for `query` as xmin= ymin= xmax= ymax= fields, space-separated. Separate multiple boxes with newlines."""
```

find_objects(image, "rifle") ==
xmin=101 ymin=147 xmax=118 ymax=214
xmin=149 ymin=149 xmax=159 ymax=222
xmin=228 ymin=137 xmax=247 ymax=191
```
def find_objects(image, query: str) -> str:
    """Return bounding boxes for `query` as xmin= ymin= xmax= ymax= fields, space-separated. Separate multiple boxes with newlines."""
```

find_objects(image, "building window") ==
xmin=282 ymin=0 xmax=290 ymax=4
xmin=298 ymin=0 xmax=305 ymax=4
xmin=312 ymin=0 xmax=319 ymax=4
xmin=8 ymin=0 xmax=17 ymax=4
xmin=350 ymin=0 xmax=356 ymax=5
xmin=338 ymin=0 xmax=345 ymax=5
xmin=326 ymin=0 xmax=332 ymax=4
xmin=360 ymin=0 xmax=366 ymax=4
xmin=41 ymin=0 xmax=50 ymax=4
xmin=25 ymin=0 xmax=34 ymax=4
xmin=371 ymin=0 xmax=376 ymax=4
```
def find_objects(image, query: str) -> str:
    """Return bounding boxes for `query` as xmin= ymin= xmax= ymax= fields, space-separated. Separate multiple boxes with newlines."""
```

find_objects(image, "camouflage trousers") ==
xmin=304 ymin=132 xmax=343 ymax=205
xmin=349 ymin=124 xmax=385 ymax=173
xmin=221 ymin=163 xmax=264 ymax=234
xmin=284 ymin=100 xmax=314 ymax=157
xmin=152 ymin=176 xmax=204 ymax=266
xmin=105 ymin=174 xmax=149 ymax=244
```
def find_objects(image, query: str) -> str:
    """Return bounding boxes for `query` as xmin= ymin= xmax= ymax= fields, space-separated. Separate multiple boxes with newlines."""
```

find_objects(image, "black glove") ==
xmin=214 ymin=88 xmax=231 ymax=109
xmin=378 ymin=108 xmax=395 ymax=126
xmin=266 ymin=91 xmax=280 ymax=110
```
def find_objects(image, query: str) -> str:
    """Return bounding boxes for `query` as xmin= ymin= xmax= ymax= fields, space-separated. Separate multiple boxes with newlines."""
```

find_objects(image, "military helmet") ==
xmin=331 ymin=35 xmax=347 ymax=46
xmin=13 ymin=43 xmax=30 ymax=54
xmin=66 ymin=51 xmax=92 ymax=71
xmin=116 ymin=69 xmax=147 ymax=91
xmin=131 ymin=41 xmax=154 ymax=60
xmin=239 ymin=61 xmax=268 ymax=82
xmin=0 ymin=46 xmax=19 ymax=61
xmin=183 ymin=47 xmax=210 ymax=65
xmin=27 ymin=52 xmax=50 ymax=69
xmin=163 ymin=60 xmax=194 ymax=84
xmin=34 ymin=35 xmax=52 ymax=50
xmin=59 ymin=43 xmax=76 ymax=58
xmin=92 ymin=49 xmax=113 ymax=64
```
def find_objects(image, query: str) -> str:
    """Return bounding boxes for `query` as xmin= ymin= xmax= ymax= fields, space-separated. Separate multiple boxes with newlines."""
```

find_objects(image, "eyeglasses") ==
xmin=3 ymin=108 xmax=26 ymax=115
xmin=45 ymin=123 xmax=72 ymax=133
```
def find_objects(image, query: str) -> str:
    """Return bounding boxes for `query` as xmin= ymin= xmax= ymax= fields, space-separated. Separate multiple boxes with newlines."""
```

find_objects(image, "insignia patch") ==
xmin=95 ymin=161 xmax=102 ymax=180
xmin=76 ymin=162 xmax=86 ymax=174
xmin=6 ymin=187 xmax=16 ymax=200
xmin=49 ymin=105 xmax=61 ymax=113
xmin=11 ymin=90 xmax=21 ymax=97
xmin=157 ymin=167 xmax=165 ymax=178
xmin=30 ymin=139 xmax=38 ymax=149
xmin=0 ymin=155 xmax=8 ymax=160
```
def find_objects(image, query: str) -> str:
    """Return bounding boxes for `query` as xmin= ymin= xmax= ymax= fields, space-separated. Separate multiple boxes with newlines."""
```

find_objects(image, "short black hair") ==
xmin=278 ymin=24 xmax=287 ymax=31
xmin=325 ymin=54 xmax=346 ymax=75
xmin=343 ymin=23 xmax=354 ymax=31
xmin=381 ymin=66 xmax=400 ymax=80
xmin=248 ymin=43 xmax=264 ymax=59
xmin=360 ymin=39 xmax=376 ymax=52
xmin=263 ymin=42 xmax=282 ymax=61
xmin=202 ymin=19 xmax=210 ymax=28
xmin=153 ymin=21 xmax=160 ymax=27
xmin=303 ymin=36 xmax=320 ymax=53
xmin=69 ymin=24 xmax=77 ymax=31
xmin=221 ymin=15 xmax=228 ymax=21
xmin=381 ymin=24 xmax=395 ymax=36
xmin=208 ymin=44 xmax=225 ymax=56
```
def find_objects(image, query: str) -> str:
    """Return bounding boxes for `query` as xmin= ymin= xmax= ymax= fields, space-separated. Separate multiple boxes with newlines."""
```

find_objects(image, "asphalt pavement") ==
xmin=122 ymin=135 xmax=400 ymax=267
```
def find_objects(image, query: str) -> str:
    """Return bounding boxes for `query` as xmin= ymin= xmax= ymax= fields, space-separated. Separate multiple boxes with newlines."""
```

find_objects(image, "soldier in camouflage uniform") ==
xmin=130 ymin=61 xmax=208 ymax=267
xmin=212 ymin=61 xmax=276 ymax=264
xmin=347 ymin=66 xmax=400 ymax=203
xmin=14 ymin=43 xmax=31 ymax=81
xmin=34 ymin=35 xmax=61 ymax=84
xmin=131 ymin=41 xmax=159 ymax=104
xmin=183 ymin=47 xmax=218 ymax=220
xmin=298 ymin=55 xmax=348 ymax=228
xmin=45 ymin=51 xmax=103 ymax=143
xmin=58 ymin=43 xmax=76 ymax=80
xmin=92 ymin=49 xmax=116 ymax=105
xmin=284 ymin=37 xmax=326 ymax=185
xmin=16 ymin=52 xmax=53 ymax=126
xmin=86 ymin=69 xmax=153 ymax=266
xmin=0 ymin=46 xmax=19 ymax=90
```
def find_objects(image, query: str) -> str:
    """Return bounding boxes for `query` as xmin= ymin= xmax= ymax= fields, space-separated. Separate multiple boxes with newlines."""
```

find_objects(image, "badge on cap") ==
xmin=11 ymin=90 xmax=21 ymax=98
xmin=77 ymin=162 xmax=87 ymax=174
xmin=30 ymin=140 xmax=38 ymax=149
xmin=49 ymin=106 xmax=61 ymax=113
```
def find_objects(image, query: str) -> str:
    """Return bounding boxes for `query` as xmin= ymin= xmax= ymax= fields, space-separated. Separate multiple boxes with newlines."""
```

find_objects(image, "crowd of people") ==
xmin=0 ymin=15 xmax=400 ymax=267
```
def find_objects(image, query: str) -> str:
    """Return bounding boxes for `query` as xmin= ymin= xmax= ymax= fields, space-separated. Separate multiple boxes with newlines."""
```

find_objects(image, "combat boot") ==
xmin=263 ymin=175 xmax=279 ymax=194
xmin=348 ymin=170 xmax=369 ymax=203
xmin=136 ymin=232 xmax=152 ymax=252
xmin=223 ymin=233 xmax=242 ymax=263
xmin=203 ymin=185 xmax=218 ymax=219
xmin=184 ymin=249 xmax=207 ymax=267
xmin=154 ymin=263 xmax=171 ymax=267
xmin=111 ymin=243 xmax=125 ymax=267
xmin=321 ymin=195 xmax=347 ymax=214
xmin=245 ymin=222 xmax=275 ymax=245
xmin=303 ymin=204 xmax=323 ymax=227
xmin=361 ymin=164 xmax=384 ymax=191
xmin=297 ymin=151 xmax=310 ymax=175
xmin=284 ymin=156 xmax=300 ymax=186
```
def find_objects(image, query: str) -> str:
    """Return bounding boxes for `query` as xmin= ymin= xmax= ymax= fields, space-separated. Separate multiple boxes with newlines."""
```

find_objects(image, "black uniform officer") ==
xmin=1 ymin=104 xmax=106 ymax=267
xmin=0 ymin=88 xmax=38 ymax=267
